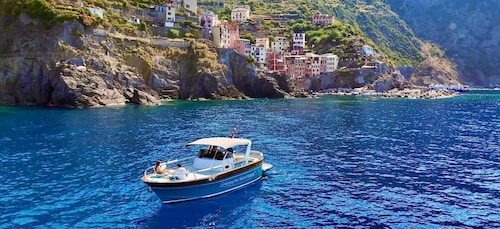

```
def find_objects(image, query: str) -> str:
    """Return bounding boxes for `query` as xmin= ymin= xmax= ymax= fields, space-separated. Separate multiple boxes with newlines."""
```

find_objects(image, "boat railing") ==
xmin=144 ymin=166 xmax=156 ymax=176
xmin=194 ymin=164 xmax=226 ymax=178
xmin=249 ymin=150 xmax=264 ymax=160
xmin=165 ymin=156 xmax=194 ymax=168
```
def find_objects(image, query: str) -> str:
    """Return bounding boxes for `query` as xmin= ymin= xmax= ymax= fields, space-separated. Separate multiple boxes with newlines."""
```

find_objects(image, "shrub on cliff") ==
xmin=0 ymin=0 xmax=95 ymax=28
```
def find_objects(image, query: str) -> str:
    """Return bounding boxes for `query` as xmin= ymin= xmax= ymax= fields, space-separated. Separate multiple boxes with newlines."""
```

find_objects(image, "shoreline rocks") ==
xmin=318 ymin=87 xmax=460 ymax=99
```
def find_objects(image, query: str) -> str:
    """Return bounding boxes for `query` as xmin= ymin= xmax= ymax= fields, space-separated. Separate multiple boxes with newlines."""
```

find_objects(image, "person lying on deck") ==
xmin=154 ymin=160 xmax=168 ymax=174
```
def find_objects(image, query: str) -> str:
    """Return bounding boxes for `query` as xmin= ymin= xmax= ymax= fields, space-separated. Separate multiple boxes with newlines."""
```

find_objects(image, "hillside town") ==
xmin=80 ymin=0 xmax=381 ymax=88
xmin=0 ymin=0 xmax=469 ymax=109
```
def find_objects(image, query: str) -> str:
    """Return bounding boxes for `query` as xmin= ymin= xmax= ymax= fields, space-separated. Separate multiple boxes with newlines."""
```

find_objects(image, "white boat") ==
xmin=141 ymin=136 xmax=273 ymax=204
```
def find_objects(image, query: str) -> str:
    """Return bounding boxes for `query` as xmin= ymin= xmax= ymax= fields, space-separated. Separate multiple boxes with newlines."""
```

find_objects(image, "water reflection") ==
xmin=139 ymin=181 xmax=264 ymax=229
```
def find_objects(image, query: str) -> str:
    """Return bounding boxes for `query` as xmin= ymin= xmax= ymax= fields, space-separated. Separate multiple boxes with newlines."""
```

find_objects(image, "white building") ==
xmin=255 ymin=38 xmax=270 ymax=49
xmin=212 ymin=26 xmax=230 ymax=48
xmin=251 ymin=45 xmax=266 ymax=64
xmin=155 ymin=3 xmax=176 ymax=27
xmin=271 ymin=37 xmax=289 ymax=54
xmin=362 ymin=45 xmax=374 ymax=56
xmin=86 ymin=7 xmax=104 ymax=19
xmin=293 ymin=33 xmax=305 ymax=50
xmin=231 ymin=5 xmax=251 ymax=22
xmin=321 ymin=54 xmax=339 ymax=73
xmin=127 ymin=17 xmax=141 ymax=25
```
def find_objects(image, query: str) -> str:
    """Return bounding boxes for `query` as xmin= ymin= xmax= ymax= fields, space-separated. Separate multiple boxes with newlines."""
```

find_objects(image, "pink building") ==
xmin=212 ymin=21 xmax=239 ymax=49
xmin=285 ymin=55 xmax=307 ymax=79
xmin=235 ymin=39 xmax=251 ymax=56
xmin=305 ymin=53 xmax=321 ymax=77
xmin=268 ymin=53 xmax=285 ymax=72
xmin=200 ymin=9 xmax=219 ymax=33
xmin=226 ymin=22 xmax=239 ymax=48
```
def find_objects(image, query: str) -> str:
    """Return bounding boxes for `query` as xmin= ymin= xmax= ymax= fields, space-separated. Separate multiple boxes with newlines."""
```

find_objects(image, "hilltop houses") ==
xmin=179 ymin=0 xmax=197 ymax=15
xmin=231 ymin=5 xmax=251 ymax=22
xmin=312 ymin=13 xmax=334 ymax=27
xmin=101 ymin=0 xmax=368 ymax=87
xmin=154 ymin=2 xmax=176 ymax=27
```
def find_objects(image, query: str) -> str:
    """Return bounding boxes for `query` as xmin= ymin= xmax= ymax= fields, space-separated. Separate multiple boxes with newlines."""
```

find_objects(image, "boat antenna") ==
xmin=230 ymin=126 xmax=237 ymax=138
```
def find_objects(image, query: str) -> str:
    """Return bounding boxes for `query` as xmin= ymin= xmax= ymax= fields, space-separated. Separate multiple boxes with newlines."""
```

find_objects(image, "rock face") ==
xmin=385 ymin=0 xmax=500 ymax=87
xmin=0 ymin=15 xmax=293 ymax=108
xmin=218 ymin=49 xmax=292 ymax=98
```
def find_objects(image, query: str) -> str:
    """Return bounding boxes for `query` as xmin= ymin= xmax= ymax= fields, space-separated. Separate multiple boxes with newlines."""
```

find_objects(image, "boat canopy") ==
xmin=187 ymin=137 xmax=251 ymax=149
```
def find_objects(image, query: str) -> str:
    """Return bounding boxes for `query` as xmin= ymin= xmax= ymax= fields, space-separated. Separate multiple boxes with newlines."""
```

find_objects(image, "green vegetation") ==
xmin=189 ymin=41 xmax=226 ymax=73
xmin=240 ymin=34 xmax=255 ymax=44
xmin=200 ymin=0 xmax=425 ymax=66
xmin=167 ymin=29 xmax=180 ymax=38
xmin=0 ymin=0 xmax=429 ymax=67
xmin=179 ymin=21 xmax=202 ymax=39
xmin=0 ymin=0 xmax=95 ymax=28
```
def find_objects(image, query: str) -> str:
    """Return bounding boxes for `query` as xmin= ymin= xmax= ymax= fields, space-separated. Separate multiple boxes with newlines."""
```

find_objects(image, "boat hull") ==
xmin=149 ymin=163 xmax=263 ymax=204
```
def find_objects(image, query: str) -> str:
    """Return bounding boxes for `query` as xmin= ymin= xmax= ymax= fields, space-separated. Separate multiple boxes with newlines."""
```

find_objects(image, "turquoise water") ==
xmin=0 ymin=90 xmax=499 ymax=228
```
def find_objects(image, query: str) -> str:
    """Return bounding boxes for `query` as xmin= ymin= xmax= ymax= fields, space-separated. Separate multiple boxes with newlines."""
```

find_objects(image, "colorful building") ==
xmin=267 ymin=53 xmax=285 ymax=72
xmin=285 ymin=55 xmax=307 ymax=79
xmin=305 ymin=53 xmax=321 ymax=77
xmin=251 ymin=45 xmax=266 ymax=64
xmin=235 ymin=39 xmax=251 ymax=56
xmin=212 ymin=21 xmax=239 ymax=48
xmin=292 ymin=33 xmax=305 ymax=52
xmin=200 ymin=9 xmax=219 ymax=33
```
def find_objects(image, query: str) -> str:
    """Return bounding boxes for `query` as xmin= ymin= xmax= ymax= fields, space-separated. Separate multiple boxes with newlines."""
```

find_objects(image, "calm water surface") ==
xmin=0 ymin=90 xmax=499 ymax=228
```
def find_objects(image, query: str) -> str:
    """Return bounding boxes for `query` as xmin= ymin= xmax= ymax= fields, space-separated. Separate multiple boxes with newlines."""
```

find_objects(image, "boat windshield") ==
xmin=197 ymin=146 xmax=235 ymax=160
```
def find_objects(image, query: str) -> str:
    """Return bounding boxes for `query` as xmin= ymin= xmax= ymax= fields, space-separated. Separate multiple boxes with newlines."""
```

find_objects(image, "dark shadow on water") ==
xmin=137 ymin=181 xmax=264 ymax=229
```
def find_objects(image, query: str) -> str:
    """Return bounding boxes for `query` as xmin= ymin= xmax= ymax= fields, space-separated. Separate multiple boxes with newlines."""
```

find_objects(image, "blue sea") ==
xmin=0 ymin=90 xmax=499 ymax=228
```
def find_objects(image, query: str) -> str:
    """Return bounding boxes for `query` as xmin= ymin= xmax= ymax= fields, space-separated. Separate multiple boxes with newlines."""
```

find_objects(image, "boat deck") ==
xmin=143 ymin=154 xmax=261 ymax=184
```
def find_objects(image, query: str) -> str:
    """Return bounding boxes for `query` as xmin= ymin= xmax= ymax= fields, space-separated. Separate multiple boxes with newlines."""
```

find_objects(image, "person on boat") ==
xmin=226 ymin=148 xmax=234 ymax=159
xmin=173 ymin=163 xmax=188 ymax=180
xmin=154 ymin=160 xmax=168 ymax=174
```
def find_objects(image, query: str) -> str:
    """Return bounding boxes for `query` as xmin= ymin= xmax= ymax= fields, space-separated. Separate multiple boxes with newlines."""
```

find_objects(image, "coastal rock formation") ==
xmin=385 ymin=0 xmax=500 ymax=87
xmin=0 ymin=15 xmax=293 ymax=108
xmin=217 ymin=49 xmax=292 ymax=98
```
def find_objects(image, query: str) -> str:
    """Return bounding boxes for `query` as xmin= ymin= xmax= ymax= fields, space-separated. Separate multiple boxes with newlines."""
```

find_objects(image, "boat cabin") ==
xmin=193 ymin=146 xmax=234 ymax=171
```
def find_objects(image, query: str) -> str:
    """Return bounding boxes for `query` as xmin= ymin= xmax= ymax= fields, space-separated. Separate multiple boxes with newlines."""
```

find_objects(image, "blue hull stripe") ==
xmin=162 ymin=176 xmax=262 ymax=204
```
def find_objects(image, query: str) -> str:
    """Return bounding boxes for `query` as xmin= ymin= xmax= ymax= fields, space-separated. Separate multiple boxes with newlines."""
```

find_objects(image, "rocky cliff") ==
xmin=385 ymin=0 xmax=500 ymax=87
xmin=0 ymin=14 xmax=294 ymax=108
